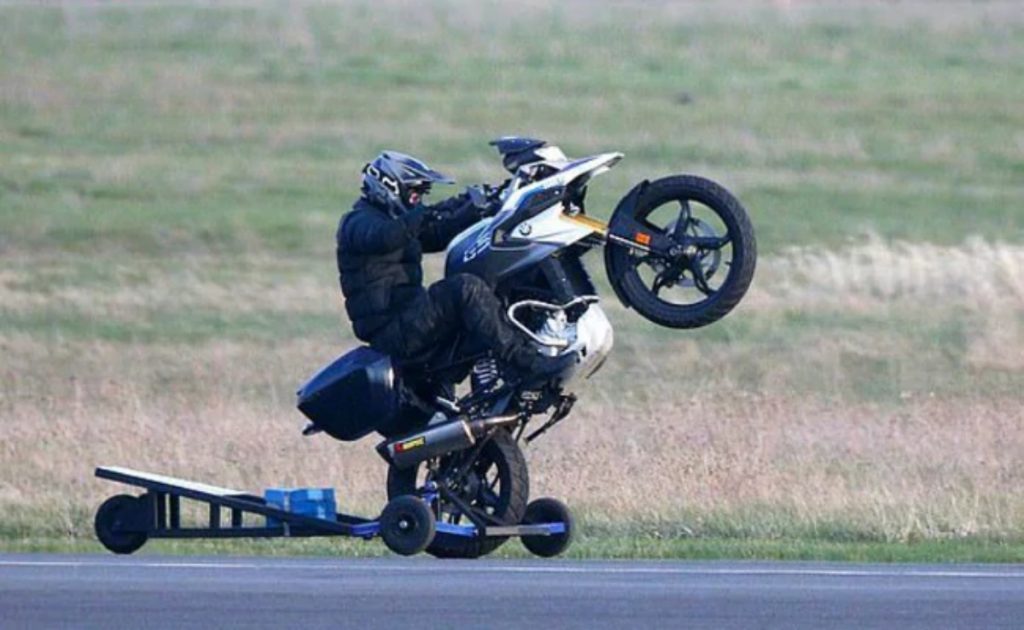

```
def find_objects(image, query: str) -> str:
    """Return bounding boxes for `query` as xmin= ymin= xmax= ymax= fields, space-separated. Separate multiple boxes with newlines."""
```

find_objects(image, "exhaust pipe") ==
xmin=378 ymin=415 xmax=519 ymax=469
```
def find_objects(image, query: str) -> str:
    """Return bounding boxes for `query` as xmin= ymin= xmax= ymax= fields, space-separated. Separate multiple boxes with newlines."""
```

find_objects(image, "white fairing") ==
xmin=566 ymin=304 xmax=614 ymax=384
xmin=446 ymin=148 xmax=622 ymax=266
xmin=519 ymin=301 xmax=614 ymax=387
xmin=511 ymin=203 xmax=594 ymax=245
xmin=501 ymin=151 xmax=623 ymax=215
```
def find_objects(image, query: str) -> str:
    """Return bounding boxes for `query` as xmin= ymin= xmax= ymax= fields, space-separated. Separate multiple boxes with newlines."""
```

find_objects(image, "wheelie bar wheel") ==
xmin=380 ymin=495 xmax=436 ymax=556
xmin=521 ymin=498 xmax=574 ymax=558
xmin=95 ymin=494 xmax=149 ymax=555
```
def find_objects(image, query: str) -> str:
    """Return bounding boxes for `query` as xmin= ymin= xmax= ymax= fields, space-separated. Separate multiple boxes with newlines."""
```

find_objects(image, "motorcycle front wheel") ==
xmin=604 ymin=175 xmax=756 ymax=329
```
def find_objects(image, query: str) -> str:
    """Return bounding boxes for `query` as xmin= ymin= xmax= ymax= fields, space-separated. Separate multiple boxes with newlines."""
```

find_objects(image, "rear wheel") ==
xmin=387 ymin=429 xmax=528 ymax=559
xmin=605 ymin=175 xmax=756 ymax=329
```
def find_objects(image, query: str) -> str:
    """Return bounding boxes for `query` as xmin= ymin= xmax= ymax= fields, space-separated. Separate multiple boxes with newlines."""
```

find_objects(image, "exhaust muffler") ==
xmin=378 ymin=414 xmax=519 ymax=469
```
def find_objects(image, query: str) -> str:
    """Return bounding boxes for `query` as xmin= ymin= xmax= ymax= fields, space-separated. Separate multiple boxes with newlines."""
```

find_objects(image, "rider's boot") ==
xmin=505 ymin=344 xmax=579 ymax=387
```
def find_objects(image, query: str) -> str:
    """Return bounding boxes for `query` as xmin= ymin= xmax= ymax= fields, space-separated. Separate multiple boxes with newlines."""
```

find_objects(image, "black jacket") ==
xmin=336 ymin=195 xmax=480 ymax=342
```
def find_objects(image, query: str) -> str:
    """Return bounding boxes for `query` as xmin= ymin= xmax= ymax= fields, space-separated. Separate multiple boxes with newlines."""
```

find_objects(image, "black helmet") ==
xmin=361 ymin=151 xmax=455 ymax=217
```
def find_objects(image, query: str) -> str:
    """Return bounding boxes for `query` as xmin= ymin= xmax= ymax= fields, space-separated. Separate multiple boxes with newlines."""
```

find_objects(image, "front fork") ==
xmin=564 ymin=182 xmax=680 ymax=259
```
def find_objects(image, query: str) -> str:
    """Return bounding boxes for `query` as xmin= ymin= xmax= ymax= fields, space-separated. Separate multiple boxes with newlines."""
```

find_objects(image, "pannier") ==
xmin=296 ymin=346 xmax=400 ymax=441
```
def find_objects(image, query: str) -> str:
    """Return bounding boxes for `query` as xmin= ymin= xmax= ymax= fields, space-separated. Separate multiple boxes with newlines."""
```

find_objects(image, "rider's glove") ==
xmin=466 ymin=184 xmax=490 ymax=209
xmin=466 ymin=184 xmax=502 ymax=217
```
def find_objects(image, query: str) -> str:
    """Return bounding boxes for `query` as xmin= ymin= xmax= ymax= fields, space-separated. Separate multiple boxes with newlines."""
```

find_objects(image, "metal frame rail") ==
xmin=95 ymin=466 xmax=379 ymax=539
xmin=96 ymin=466 xmax=564 ymax=540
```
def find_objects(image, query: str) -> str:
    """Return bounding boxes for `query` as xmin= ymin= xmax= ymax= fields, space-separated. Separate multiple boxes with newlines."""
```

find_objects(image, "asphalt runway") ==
xmin=1 ymin=555 xmax=1023 ymax=629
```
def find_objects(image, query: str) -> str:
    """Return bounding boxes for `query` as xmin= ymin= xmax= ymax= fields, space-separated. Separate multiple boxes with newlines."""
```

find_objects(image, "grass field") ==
xmin=1 ymin=0 xmax=1023 ymax=560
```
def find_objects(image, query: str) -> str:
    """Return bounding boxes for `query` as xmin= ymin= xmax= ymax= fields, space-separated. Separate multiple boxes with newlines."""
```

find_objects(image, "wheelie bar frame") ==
xmin=94 ymin=466 xmax=564 ymax=547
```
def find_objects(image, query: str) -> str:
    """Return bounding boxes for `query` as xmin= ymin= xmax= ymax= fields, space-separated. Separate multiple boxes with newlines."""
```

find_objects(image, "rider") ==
xmin=336 ymin=151 xmax=575 ymax=384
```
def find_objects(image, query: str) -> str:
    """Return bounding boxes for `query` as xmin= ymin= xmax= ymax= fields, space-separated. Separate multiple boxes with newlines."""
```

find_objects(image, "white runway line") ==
xmin=1 ymin=559 xmax=1023 ymax=579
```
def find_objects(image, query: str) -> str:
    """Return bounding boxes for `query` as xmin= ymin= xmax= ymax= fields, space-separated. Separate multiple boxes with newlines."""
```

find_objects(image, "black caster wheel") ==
xmin=521 ymin=498 xmax=574 ymax=558
xmin=95 ymin=494 xmax=148 ymax=555
xmin=380 ymin=495 xmax=436 ymax=556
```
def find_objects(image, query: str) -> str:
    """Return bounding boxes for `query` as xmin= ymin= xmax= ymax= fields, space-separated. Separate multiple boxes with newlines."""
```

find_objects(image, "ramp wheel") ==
xmin=95 ymin=494 xmax=148 ymax=555
xmin=521 ymin=498 xmax=574 ymax=558
xmin=380 ymin=496 xmax=436 ymax=556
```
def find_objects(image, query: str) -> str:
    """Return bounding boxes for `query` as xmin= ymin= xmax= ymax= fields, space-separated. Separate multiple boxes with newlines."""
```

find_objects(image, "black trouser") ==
xmin=370 ymin=273 xmax=526 ymax=367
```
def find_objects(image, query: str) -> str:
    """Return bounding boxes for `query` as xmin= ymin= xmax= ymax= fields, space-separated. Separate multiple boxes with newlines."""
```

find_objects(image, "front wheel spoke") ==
xmin=630 ymin=252 xmax=658 ymax=268
xmin=691 ymin=234 xmax=731 ymax=250
xmin=672 ymin=200 xmax=692 ymax=240
xmin=652 ymin=270 xmax=670 ymax=296
xmin=653 ymin=265 xmax=684 ymax=296
xmin=689 ymin=260 xmax=713 ymax=295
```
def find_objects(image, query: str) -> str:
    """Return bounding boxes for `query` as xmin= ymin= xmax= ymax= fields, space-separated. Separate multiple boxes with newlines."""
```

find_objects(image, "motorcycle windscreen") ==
xmin=296 ymin=346 xmax=399 ymax=441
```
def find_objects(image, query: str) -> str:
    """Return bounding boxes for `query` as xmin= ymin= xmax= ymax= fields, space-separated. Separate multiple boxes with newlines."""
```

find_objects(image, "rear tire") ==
xmin=95 ymin=494 xmax=148 ymax=555
xmin=605 ymin=175 xmax=756 ymax=329
xmin=387 ymin=429 xmax=528 ymax=559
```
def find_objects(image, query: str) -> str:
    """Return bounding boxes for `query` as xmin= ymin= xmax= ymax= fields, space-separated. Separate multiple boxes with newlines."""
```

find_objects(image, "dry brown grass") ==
xmin=3 ymin=338 xmax=1021 ymax=541
xmin=751 ymin=237 xmax=1024 ymax=312
xmin=1 ymin=238 xmax=1022 ymax=542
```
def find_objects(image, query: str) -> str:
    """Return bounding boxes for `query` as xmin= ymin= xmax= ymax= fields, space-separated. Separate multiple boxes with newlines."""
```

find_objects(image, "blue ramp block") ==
xmin=264 ymin=488 xmax=337 ymax=527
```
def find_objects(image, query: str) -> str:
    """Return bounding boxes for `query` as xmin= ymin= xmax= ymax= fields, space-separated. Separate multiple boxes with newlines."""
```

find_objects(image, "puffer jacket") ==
xmin=336 ymin=194 xmax=479 ymax=341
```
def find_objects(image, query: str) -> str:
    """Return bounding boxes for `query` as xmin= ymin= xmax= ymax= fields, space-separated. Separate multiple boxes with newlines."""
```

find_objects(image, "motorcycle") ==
xmin=297 ymin=137 xmax=756 ymax=558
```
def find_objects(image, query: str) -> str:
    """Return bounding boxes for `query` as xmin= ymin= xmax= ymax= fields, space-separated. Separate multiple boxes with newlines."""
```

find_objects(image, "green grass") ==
xmin=5 ymin=535 xmax=1024 ymax=564
xmin=0 ymin=308 xmax=341 ymax=344
xmin=1 ymin=2 xmax=1022 ymax=258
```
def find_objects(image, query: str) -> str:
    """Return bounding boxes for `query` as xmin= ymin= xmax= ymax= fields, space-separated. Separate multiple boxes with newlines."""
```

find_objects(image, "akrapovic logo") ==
xmin=394 ymin=436 xmax=425 ymax=453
